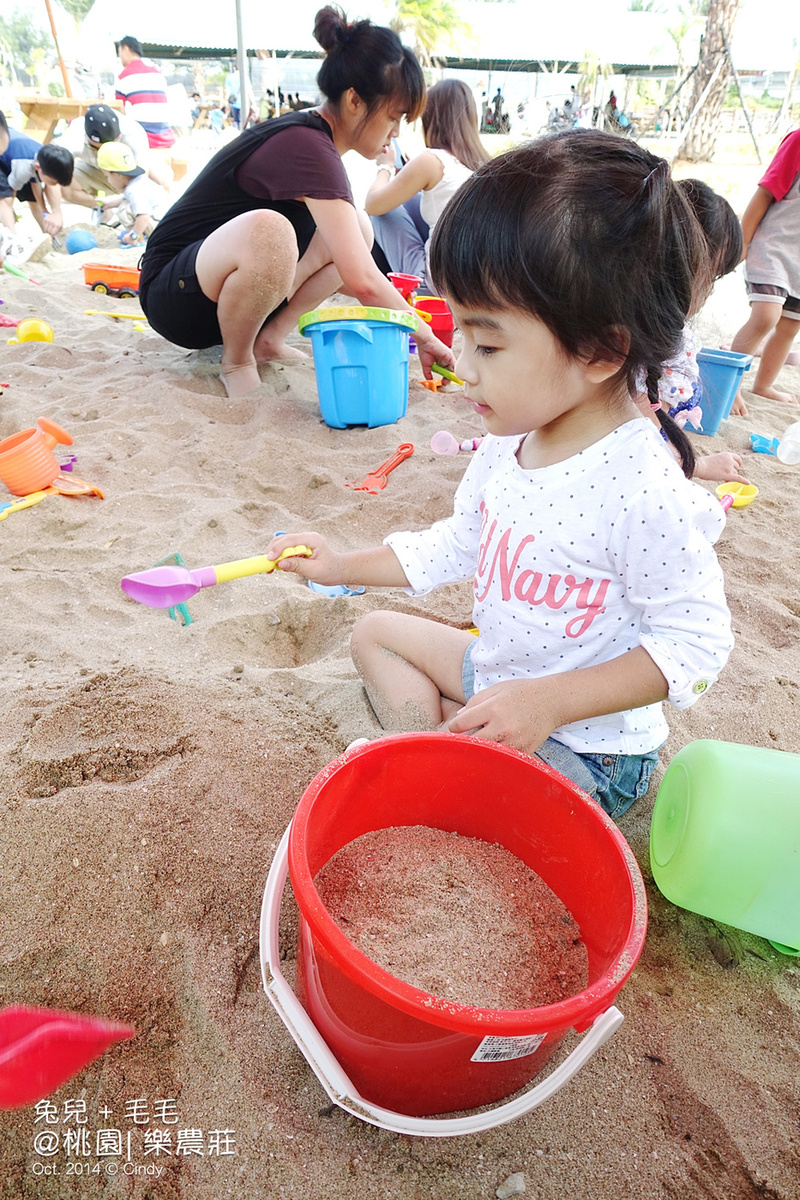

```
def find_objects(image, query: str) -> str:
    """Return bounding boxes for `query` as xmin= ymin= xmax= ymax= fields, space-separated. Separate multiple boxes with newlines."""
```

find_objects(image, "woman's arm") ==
xmin=364 ymin=151 xmax=443 ymax=216
xmin=739 ymin=185 xmax=773 ymax=261
xmin=304 ymin=195 xmax=456 ymax=376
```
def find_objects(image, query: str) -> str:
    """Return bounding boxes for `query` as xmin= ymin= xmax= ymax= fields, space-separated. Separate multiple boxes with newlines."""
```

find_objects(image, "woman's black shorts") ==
xmin=139 ymin=240 xmax=223 ymax=349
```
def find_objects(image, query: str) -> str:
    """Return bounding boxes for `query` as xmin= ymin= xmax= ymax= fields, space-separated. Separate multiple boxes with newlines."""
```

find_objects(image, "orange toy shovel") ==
xmin=346 ymin=443 xmax=415 ymax=493
xmin=0 ymin=1006 xmax=135 ymax=1109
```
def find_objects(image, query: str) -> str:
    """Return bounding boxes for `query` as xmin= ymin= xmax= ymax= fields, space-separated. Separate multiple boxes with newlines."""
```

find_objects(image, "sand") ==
xmin=315 ymin=827 xmax=588 ymax=1009
xmin=0 ymin=159 xmax=799 ymax=1199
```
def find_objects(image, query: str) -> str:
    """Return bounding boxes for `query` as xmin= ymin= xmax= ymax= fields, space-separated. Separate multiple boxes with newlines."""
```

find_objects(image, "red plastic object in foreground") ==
xmin=0 ymin=1006 xmax=135 ymax=1110
xmin=287 ymin=733 xmax=647 ymax=1117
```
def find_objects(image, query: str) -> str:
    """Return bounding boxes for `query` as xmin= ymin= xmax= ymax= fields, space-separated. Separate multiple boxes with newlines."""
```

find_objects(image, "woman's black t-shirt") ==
xmin=140 ymin=109 xmax=353 ymax=294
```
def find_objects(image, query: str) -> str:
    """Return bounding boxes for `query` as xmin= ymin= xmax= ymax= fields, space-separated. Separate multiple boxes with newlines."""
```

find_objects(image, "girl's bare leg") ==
xmin=253 ymin=209 xmax=375 ymax=362
xmin=730 ymin=301 xmax=784 ymax=416
xmin=750 ymin=314 xmax=799 ymax=404
xmin=195 ymin=209 xmax=298 ymax=399
xmin=350 ymin=611 xmax=475 ymax=732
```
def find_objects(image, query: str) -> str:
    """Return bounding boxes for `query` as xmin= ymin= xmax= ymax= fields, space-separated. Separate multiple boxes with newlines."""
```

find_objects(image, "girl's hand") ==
xmin=265 ymin=532 xmax=346 ymax=585
xmin=447 ymin=677 xmax=564 ymax=758
xmin=375 ymin=147 xmax=396 ymax=169
xmin=693 ymin=452 xmax=750 ymax=485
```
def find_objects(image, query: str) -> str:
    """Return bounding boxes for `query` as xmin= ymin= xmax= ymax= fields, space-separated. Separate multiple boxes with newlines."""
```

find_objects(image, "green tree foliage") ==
xmin=0 ymin=8 xmax=51 ymax=80
xmin=391 ymin=0 xmax=471 ymax=66
xmin=56 ymin=0 xmax=97 ymax=29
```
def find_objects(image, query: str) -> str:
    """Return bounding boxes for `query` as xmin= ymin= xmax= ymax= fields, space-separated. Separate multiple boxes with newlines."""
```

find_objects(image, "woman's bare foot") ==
xmin=751 ymin=385 xmax=798 ymax=404
xmin=253 ymin=330 xmax=309 ymax=363
xmin=220 ymin=359 xmax=261 ymax=398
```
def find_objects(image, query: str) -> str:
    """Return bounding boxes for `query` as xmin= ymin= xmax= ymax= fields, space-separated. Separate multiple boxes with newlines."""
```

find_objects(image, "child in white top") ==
xmin=366 ymin=80 xmax=488 ymax=292
xmin=269 ymin=131 xmax=733 ymax=819
xmin=96 ymin=140 xmax=170 ymax=245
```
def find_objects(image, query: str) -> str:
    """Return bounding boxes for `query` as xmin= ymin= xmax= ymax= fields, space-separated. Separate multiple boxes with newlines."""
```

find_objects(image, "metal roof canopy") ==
xmin=141 ymin=44 xmax=678 ymax=75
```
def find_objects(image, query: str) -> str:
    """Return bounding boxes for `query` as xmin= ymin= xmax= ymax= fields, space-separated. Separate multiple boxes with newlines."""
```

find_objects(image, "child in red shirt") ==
xmin=730 ymin=128 xmax=800 ymax=415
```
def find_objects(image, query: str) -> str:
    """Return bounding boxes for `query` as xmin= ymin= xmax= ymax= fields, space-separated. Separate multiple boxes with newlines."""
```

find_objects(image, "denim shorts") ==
xmin=461 ymin=643 xmax=659 ymax=820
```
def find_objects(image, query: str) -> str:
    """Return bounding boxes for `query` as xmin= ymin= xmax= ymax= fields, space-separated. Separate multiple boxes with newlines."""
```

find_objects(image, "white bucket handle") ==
xmin=259 ymin=825 xmax=625 ymax=1138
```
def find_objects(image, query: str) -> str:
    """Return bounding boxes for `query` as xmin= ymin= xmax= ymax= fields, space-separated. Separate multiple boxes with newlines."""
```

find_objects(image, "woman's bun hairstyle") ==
xmin=313 ymin=5 xmax=425 ymax=121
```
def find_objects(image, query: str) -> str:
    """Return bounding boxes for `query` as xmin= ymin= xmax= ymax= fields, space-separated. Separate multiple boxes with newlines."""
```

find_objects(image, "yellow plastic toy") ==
xmin=7 ymin=319 xmax=54 ymax=345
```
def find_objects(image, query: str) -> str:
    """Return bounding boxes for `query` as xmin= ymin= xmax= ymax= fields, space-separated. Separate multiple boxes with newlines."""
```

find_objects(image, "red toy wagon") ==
xmin=81 ymin=262 xmax=141 ymax=298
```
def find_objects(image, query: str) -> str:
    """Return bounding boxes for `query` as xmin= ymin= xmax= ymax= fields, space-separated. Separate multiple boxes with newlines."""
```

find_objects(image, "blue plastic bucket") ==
xmin=695 ymin=349 xmax=753 ymax=436
xmin=299 ymin=306 xmax=416 ymax=429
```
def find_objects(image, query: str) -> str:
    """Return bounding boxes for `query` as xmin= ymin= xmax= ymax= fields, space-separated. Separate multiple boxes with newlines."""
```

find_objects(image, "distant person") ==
xmin=604 ymin=92 xmax=618 ymax=128
xmin=58 ymin=103 xmax=171 ymax=214
xmin=225 ymin=66 xmax=252 ymax=130
xmin=139 ymin=5 xmax=455 ymax=399
xmin=97 ymin=141 xmax=170 ymax=245
xmin=729 ymin=125 xmax=800 ymax=415
xmin=366 ymin=80 xmax=490 ymax=291
xmin=115 ymin=35 xmax=175 ymax=150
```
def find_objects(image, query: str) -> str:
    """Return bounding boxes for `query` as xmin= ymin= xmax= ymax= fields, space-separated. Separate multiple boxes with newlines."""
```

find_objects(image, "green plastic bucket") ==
xmin=650 ymin=740 xmax=800 ymax=954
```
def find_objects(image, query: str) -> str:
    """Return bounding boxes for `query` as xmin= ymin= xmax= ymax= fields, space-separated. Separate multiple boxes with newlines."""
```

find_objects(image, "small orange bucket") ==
xmin=0 ymin=417 xmax=74 ymax=496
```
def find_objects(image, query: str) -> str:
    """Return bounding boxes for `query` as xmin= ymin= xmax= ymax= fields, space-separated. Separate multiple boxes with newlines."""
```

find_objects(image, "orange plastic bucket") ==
xmin=414 ymin=296 xmax=455 ymax=347
xmin=0 ymin=417 xmax=73 ymax=496
xmin=283 ymin=734 xmax=647 ymax=1119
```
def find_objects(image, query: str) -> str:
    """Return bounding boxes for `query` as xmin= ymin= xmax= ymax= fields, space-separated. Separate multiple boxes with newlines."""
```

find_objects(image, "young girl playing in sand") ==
xmin=268 ymin=131 xmax=733 ymax=819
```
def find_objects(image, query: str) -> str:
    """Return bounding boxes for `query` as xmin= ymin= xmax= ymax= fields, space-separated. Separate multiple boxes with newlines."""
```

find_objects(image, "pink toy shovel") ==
xmin=0 ymin=1006 xmax=135 ymax=1110
xmin=121 ymin=546 xmax=313 ymax=609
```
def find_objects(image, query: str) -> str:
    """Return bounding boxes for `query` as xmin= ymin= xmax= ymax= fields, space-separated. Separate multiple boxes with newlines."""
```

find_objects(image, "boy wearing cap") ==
xmin=59 ymin=103 xmax=169 ymax=214
xmin=96 ymin=140 xmax=170 ymax=243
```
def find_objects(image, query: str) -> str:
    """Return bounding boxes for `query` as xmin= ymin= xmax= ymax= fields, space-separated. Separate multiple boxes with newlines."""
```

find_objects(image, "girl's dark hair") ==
xmin=421 ymin=80 xmax=489 ymax=172
xmin=677 ymin=178 xmax=743 ymax=283
xmin=430 ymin=130 xmax=708 ymax=477
xmin=314 ymin=5 xmax=425 ymax=122
xmin=37 ymin=143 xmax=74 ymax=186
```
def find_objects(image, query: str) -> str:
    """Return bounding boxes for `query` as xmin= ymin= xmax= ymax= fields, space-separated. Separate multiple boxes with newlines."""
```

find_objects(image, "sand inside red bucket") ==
xmin=314 ymin=826 xmax=588 ymax=1010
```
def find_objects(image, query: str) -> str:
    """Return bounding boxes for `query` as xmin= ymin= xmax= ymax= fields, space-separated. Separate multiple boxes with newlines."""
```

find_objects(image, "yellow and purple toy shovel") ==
xmin=121 ymin=547 xmax=313 ymax=609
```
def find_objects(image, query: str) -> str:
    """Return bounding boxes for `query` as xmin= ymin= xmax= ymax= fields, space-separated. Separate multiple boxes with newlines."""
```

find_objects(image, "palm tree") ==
xmin=56 ymin=0 xmax=97 ymax=31
xmin=390 ymin=0 xmax=471 ymax=68
xmin=679 ymin=0 xmax=742 ymax=161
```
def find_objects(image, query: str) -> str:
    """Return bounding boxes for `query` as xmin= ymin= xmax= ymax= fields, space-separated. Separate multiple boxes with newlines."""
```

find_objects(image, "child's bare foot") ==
xmin=730 ymin=395 xmax=749 ymax=417
xmin=750 ymin=386 xmax=798 ymax=404
xmin=220 ymin=359 xmax=261 ymax=398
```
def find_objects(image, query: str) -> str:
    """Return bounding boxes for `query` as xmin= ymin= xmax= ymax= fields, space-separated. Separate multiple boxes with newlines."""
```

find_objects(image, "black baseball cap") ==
xmin=84 ymin=104 xmax=120 ymax=144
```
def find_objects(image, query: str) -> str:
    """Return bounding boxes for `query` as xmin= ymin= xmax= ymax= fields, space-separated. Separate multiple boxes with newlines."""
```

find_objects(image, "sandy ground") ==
xmin=0 ymin=144 xmax=799 ymax=1200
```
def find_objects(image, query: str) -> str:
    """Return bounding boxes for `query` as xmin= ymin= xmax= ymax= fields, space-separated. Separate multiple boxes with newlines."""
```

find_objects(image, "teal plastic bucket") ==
xmin=695 ymin=349 xmax=753 ymax=436
xmin=650 ymin=740 xmax=800 ymax=954
xmin=299 ymin=306 xmax=416 ymax=429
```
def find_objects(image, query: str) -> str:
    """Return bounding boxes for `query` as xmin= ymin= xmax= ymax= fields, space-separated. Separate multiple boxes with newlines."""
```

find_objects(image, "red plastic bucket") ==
xmin=286 ymin=734 xmax=647 ymax=1118
xmin=414 ymin=295 xmax=455 ymax=347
